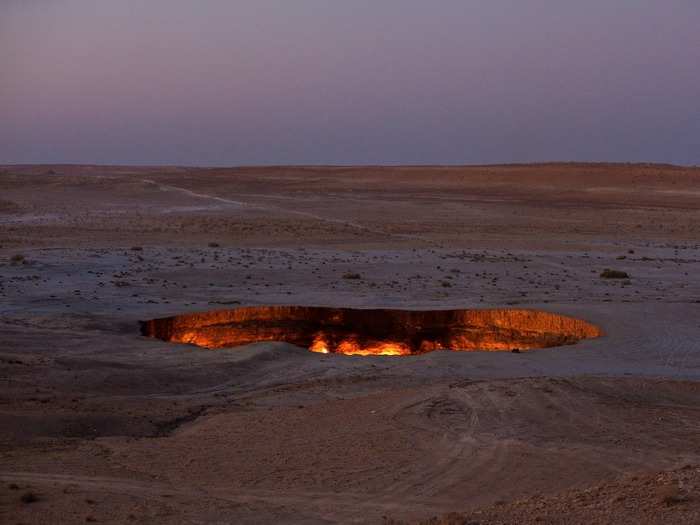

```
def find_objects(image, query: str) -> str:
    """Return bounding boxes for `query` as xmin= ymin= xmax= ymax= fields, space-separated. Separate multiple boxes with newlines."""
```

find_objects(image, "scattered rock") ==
xmin=10 ymin=253 xmax=26 ymax=265
xmin=656 ymin=483 xmax=685 ymax=506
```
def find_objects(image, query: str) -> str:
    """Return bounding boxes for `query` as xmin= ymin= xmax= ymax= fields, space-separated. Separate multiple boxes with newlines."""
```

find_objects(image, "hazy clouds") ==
xmin=2 ymin=0 xmax=699 ymax=165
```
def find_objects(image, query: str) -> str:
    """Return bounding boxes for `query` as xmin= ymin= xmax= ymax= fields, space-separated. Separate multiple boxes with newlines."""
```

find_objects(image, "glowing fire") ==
xmin=310 ymin=335 xmax=330 ymax=354
xmin=140 ymin=306 xmax=603 ymax=357
xmin=310 ymin=334 xmax=411 ymax=356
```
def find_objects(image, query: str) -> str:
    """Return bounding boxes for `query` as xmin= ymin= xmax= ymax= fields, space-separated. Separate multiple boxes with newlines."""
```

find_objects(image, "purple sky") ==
xmin=2 ymin=1 xmax=699 ymax=165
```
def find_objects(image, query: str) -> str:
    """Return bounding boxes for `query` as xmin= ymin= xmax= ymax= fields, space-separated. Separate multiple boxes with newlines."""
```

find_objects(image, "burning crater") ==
xmin=140 ymin=306 xmax=601 ymax=356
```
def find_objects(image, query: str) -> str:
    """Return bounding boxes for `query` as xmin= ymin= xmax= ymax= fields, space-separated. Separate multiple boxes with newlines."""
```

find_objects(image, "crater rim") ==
xmin=139 ymin=305 xmax=603 ymax=356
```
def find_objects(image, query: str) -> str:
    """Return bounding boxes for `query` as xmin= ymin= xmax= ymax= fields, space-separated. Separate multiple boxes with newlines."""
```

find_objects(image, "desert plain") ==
xmin=1 ymin=163 xmax=700 ymax=524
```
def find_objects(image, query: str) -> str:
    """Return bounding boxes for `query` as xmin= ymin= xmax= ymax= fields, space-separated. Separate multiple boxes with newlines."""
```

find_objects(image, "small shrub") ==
xmin=21 ymin=491 xmax=39 ymax=504
xmin=342 ymin=272 xmax=361 ymax=280
xmin=10 ymin=254 xmax=25 ymax=265
xmin=208 ymin=242 xmax=220 ymax=248
xmin=130 ymin=246 xmax=143 ymax=251
xmin=600 ymin=269 xmax=629 ymax=279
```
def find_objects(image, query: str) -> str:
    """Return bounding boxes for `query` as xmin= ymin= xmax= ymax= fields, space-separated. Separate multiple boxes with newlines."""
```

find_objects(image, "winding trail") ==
xmin=141 ymin=178 xmax=436 ymax=244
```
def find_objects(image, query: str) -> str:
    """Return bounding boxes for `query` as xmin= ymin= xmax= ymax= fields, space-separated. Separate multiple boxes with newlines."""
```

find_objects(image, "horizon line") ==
xmin=2 ymin=161 xmax=698 ymax=170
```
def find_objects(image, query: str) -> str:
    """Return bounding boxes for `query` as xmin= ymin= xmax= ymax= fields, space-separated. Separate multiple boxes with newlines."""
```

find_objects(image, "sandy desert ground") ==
xmin=1 ymin=163 xmax=700 ymax=524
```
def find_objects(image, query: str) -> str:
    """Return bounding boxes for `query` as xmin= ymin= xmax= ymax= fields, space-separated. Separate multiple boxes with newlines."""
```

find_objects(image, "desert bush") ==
xmin=10 ymin=253 xmax=25 ymax=265
xmin=342 ymin=272 xmax=361 ymax=280
xmin=21 ymin=491 xmax=39 ymax=504
xmin=600 ymin=269 xmax=629 ymax=279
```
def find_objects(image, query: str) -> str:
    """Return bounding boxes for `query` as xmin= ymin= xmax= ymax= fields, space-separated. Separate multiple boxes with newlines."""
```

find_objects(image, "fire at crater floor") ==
xmin=140 ymin=306 xmax=602 ymax=356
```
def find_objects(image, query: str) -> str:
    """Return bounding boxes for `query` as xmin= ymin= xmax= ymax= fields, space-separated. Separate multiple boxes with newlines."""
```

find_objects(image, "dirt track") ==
xmin=1 ymin=164 xmax=700 ymax=523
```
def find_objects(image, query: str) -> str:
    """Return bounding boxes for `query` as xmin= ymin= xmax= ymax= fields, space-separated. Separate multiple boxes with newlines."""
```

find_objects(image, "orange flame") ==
xmin=310 ymin=333 xmax=410 ymax=356
xmin=310 ymin=335 xmax=330 ymax=354
xmin=141 ymin=306 xmax=603 ymax=356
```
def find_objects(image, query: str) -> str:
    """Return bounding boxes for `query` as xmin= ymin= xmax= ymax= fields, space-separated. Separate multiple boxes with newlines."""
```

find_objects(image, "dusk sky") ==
xmin=2 ymin=1 xmax=699 ymax=166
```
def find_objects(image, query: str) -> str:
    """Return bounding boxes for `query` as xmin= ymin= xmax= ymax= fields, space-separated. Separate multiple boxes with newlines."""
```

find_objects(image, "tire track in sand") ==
xmin=141 ymin=178 xmax=435 ymax=244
